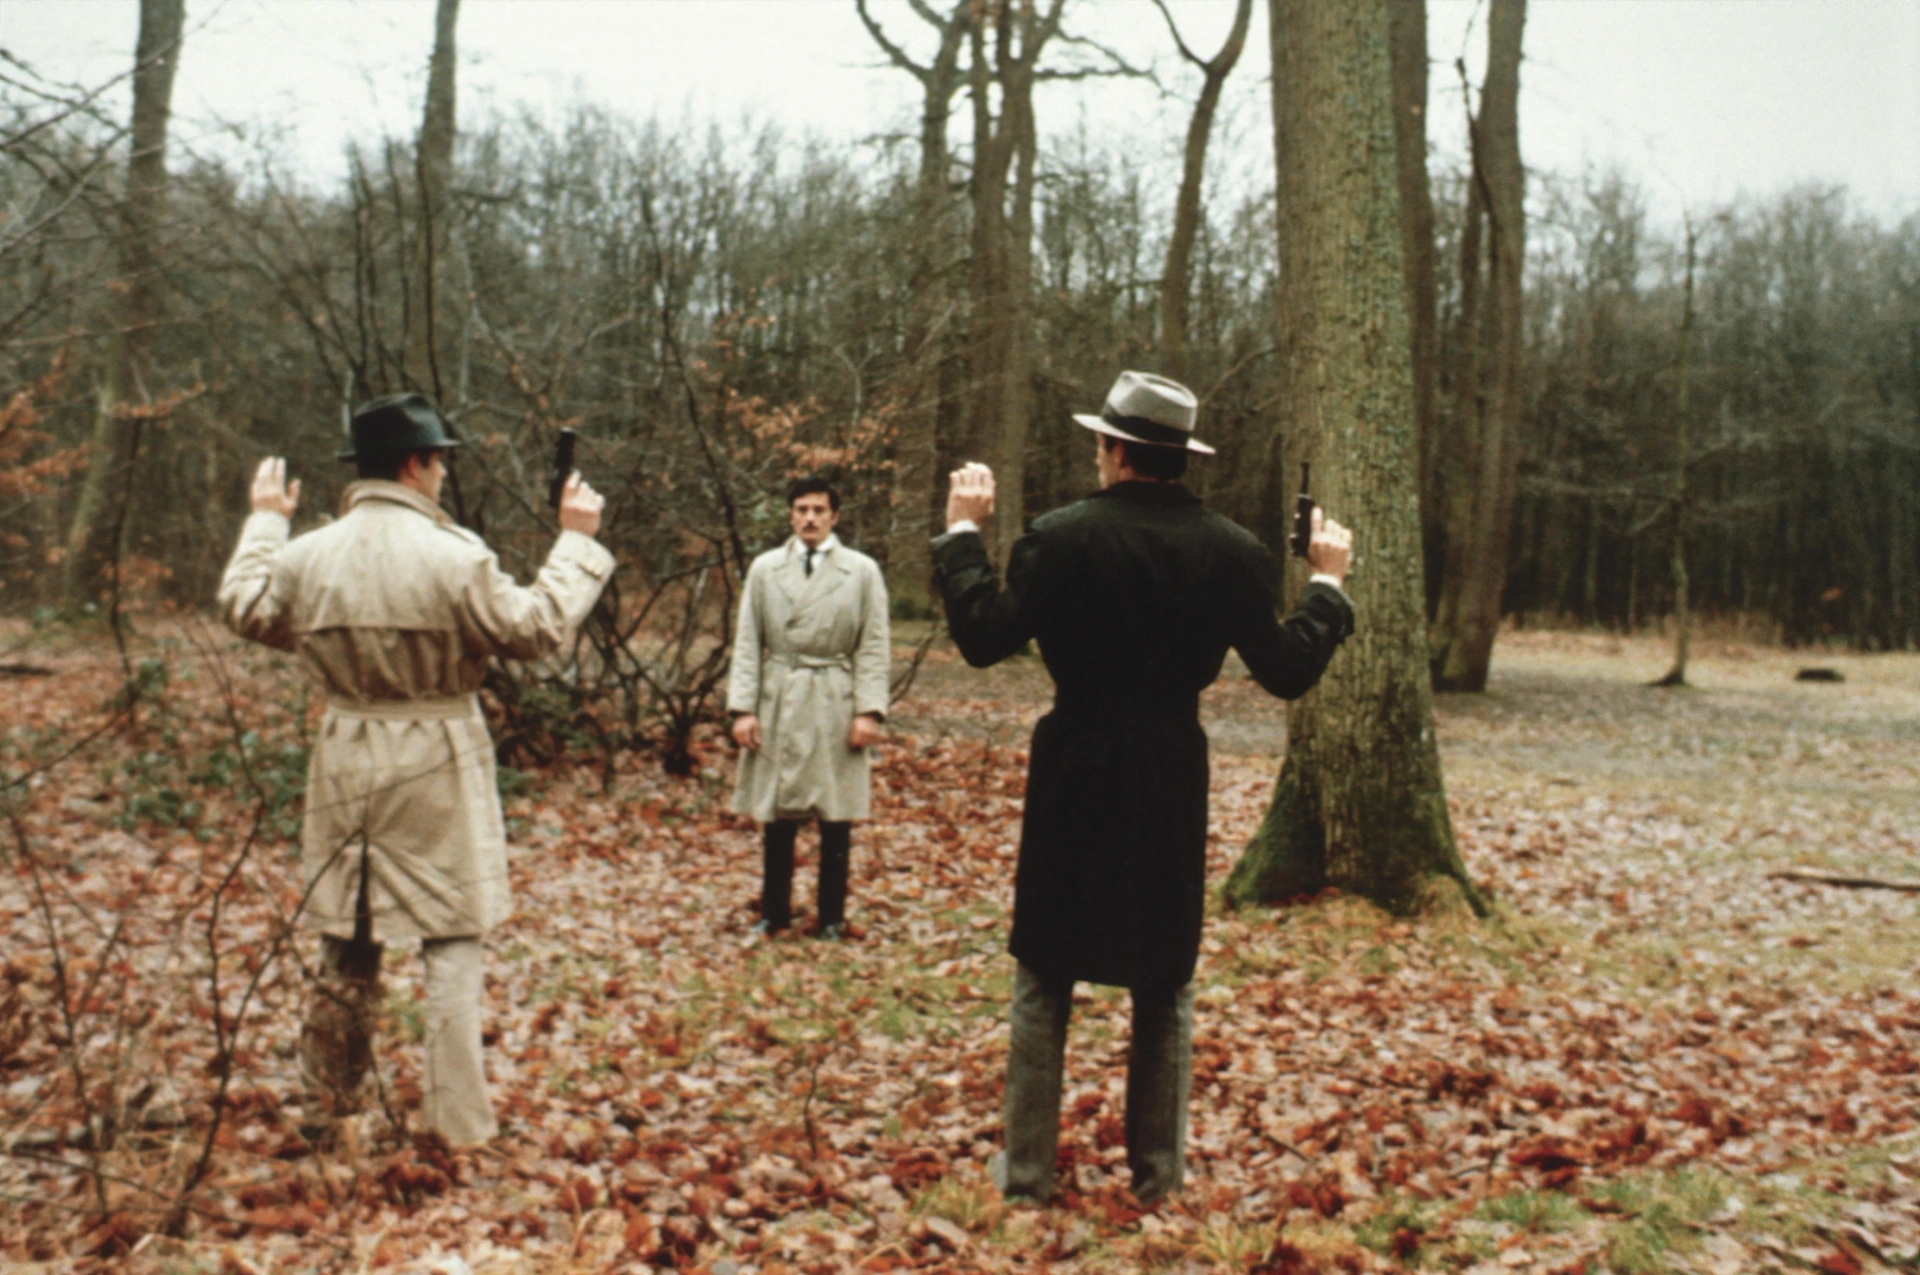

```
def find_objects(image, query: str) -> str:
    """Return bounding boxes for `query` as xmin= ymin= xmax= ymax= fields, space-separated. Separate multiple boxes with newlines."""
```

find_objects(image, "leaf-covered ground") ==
xmin=4 ymin=624 xmax=1919 ymax=1273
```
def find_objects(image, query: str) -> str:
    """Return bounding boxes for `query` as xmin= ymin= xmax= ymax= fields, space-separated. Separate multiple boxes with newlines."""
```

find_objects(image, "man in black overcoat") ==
xmin=932 ymin=370 xmax=1355 ymax=1204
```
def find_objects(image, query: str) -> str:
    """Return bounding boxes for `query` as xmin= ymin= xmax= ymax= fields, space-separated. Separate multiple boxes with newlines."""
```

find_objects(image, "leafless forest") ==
xmin=4 ymin=2 xmax=1920 ymax=1269
xmin=4 ymin=1 xmax=1916 ymax=674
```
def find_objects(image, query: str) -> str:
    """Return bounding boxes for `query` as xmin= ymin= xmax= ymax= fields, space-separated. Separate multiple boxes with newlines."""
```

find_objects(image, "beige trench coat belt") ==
xmin=766 ymin=653 xmax=854 ymax=673
xmin=326 ymin=694 xmax=482 ymax=721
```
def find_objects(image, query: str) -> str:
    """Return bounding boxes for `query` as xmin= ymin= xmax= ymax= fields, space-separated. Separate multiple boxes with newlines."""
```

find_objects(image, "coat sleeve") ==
xmin=216 ymin=511 xmax=297 ymax=651
xmin=931 ymin=528 xmax=1042 ymax=668
xmin=853 ymin=559 xmax=891 ymax=719
xmin=1226 ymin=546 xmax=1355 ymax=700
xmin=726 ymin=559 xmax=765 ymax=715
xmin=457 ymin=528 xmax=614 ymax=659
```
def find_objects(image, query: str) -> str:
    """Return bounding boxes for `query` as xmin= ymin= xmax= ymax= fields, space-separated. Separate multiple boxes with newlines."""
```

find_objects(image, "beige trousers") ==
xmin=304 ymin=934 xmax=498 ymax=1146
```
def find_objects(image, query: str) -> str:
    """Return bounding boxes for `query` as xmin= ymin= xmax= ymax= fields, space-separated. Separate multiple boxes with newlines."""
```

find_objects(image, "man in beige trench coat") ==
xmin=728 ymin=477 xmax=889 ymax=938
xmin=218 ymin=393 xmax=612 ymax=1145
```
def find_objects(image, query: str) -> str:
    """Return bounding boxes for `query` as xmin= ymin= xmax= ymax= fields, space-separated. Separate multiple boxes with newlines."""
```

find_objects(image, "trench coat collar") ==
xmin=1089 ymin=479 xmax=1201 ymax=507
xmin=785 ymin=533 xmax=845 ymax=570
xmin=776 ymin=533 xmax=847 ymax=605
xmin=340 ymin=479 xmax=455 ymax=526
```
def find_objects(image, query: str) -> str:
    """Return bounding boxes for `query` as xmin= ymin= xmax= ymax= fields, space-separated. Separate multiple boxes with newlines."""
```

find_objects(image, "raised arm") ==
xmin=457 ymin=474 xmax=613 ymax=658
xmin=930 ymin=463 xmax=1041 ymax=667
xmin=1226 ymin=512 xmax=1355 ymax=699
xmin=1230 ymin=577 xmax=1354 ymax=699
xmin=216 ymin=458 xmax=302 ymax=651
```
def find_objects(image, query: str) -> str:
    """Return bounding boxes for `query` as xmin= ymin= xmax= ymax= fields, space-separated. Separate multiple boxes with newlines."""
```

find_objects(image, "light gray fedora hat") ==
xmin=1072 ymin=370 xmax=1215 ymax=455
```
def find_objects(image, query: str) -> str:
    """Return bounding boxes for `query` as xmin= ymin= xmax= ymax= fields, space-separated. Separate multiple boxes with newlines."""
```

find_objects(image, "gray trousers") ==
xmin=304 ymin=934 xmax=498 ymax=1146
xmin=1000 ymin=961 xmax=1194 ymax=1203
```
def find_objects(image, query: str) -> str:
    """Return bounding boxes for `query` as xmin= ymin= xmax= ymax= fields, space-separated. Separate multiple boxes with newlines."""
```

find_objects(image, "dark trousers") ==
xmin=760 ymin=818 xmax=851 ymax=931
xmin=1000 ymin=961 xmax=1193 ymax=1204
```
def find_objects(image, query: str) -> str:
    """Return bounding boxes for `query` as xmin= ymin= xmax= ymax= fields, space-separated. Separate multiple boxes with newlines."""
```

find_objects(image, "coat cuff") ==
xmin=554 ymin=529 xmax=615 ymax=579
xmin=930 ymin=527 xmax=992 ymax=589
xmin=242 ymin=509 xmax=291 ymax=544
xmin=1299 ymin=580 xmax=1356 ymax=640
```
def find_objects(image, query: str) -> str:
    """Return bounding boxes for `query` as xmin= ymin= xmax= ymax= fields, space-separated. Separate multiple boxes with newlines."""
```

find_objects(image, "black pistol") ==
xmin=1290 ymin=462 xmax=1315 ymax=559
xmin=548 ymin=428 xmax=577 ymax=511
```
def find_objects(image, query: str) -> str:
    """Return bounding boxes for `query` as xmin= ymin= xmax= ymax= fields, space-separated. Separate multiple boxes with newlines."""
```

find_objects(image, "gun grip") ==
xmin=1291 ymin=494 xmax=1315 ymax=559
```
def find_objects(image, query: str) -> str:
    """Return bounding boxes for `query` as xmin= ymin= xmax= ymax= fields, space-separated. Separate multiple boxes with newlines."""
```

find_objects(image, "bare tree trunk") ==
xmin=965 ymin=7 xmax=1012 ymax=511
xmin=410 ymin=0 xmax=459 ymax=400
xmin=1387 ymin=0 xmax=1441 ymax=615
xmin=1427 ymin=149 xmax=1483 ymax=660
xmin=62 ymin=0 xmax=185 ymax=608
xmin=964 ymin=0 xmax=1064 ymax=555
xmin=856 ymin=0 xmax=968 ymax=610
xmin=1654 ymin=219 xmax=1698 ymax=686
xmin=998 ymin=18 xmax=1039 ymax=545
xmin=1428 ymin=0 xmax=1526 ymax=692
xmin=1582 ymin=496 xmax=1601 ymax=622
xmin=1156 ymin=0 xmax=1253 ymax=385
xmin=1225 ymin=0 xmax=1483 ymax=917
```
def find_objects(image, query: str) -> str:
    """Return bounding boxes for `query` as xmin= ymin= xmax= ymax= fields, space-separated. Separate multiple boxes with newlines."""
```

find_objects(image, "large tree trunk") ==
xmin=409 ymin=0 xmax=459 ymax=399
xmin=1157 ymin=0 xmax=1254 ymax=385
xmin=1387 ymin=0 xmax=1441 ymax=616
xmin=1427 ymin=0 xmax=1526 ymax=692
xmin=62 ymin=0 xmax=185 ymax=608
xmin=1225 ymin=0 xmax=1482 ymax=916
xmin=856 ymin=0 xmax=969 ymax=610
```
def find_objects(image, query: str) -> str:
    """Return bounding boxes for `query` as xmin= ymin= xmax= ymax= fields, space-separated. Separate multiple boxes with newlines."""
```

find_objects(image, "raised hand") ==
xmin=557 ymin=471 xmax=606 ymax=538
xmin=250 ymin=457 xmax=301 ymax=518
xmin=945 ymin=461 xmax=996 ymax=529
xmin=1306 ymin=506 xmax=1353 ymax=585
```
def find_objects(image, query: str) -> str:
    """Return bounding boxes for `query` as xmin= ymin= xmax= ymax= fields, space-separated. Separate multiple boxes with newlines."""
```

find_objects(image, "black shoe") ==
xmin=751 ymin=920 xmax=786 ymax=937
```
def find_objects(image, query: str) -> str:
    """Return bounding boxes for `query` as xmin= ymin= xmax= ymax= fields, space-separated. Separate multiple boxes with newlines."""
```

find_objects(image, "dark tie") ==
xmin=804 ymin=549 xmax=815 ymax=578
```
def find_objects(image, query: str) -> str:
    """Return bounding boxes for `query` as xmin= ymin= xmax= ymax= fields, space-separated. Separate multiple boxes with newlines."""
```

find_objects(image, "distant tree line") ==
xmin=1511 ymin=175 xmax=1920 ymax=649
xmin=1 ymin=0 xmax=1916 ymax=689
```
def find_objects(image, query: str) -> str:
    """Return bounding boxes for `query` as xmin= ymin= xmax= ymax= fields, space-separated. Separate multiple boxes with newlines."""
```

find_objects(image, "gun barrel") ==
xmin=549 ymin=428 xmax=578 ymax=510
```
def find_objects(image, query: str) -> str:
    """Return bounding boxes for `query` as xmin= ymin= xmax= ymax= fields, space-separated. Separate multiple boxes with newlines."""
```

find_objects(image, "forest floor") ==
xmin=3 ymin=621 xmax=1920 ymax=1273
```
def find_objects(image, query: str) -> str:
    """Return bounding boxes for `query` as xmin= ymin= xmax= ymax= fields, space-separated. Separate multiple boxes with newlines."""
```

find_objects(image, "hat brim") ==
xmin=1072 ymin=413 xmax=1216 ymax=456
xmin=335 ymin=439 xmax=463 ymax=463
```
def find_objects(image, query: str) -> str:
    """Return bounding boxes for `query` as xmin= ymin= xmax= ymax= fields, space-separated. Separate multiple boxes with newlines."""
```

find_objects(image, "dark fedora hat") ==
xmin=336 ymin=392 xmax=464 ymax=462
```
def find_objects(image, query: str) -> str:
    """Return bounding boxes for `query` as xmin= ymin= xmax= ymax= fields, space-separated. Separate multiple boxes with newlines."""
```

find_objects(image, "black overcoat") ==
xmin=932 ymin=481 xmax=1353 ymax=991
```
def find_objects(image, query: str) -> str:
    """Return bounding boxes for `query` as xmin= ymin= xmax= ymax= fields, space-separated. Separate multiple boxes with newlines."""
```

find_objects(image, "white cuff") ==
xmin=944 ymin=519 xmax=980 ymax=536
xmin=1308 ymin=572 xmax=1342 ymax=587
xmin=244 ymin=509 xmax=292 ymax=540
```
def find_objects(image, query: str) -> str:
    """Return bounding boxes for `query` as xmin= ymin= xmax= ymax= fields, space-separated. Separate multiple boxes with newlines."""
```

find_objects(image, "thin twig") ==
xmin=1768 ymin=870 xmax=1920 ymax=894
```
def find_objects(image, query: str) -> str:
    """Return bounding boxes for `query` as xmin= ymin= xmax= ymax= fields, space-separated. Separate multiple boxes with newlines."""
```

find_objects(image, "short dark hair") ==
xmin=1103 ymin=435 xmax=1189 ymax=481
xmin=786 ymin=475 xmax=841 ymax=511
xmin=357 ymin=448 xmax=443 ymax=482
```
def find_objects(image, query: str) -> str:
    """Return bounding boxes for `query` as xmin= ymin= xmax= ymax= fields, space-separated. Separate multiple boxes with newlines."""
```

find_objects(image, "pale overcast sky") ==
xmin=13 ymin=1 xmax=1920 ymax=226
